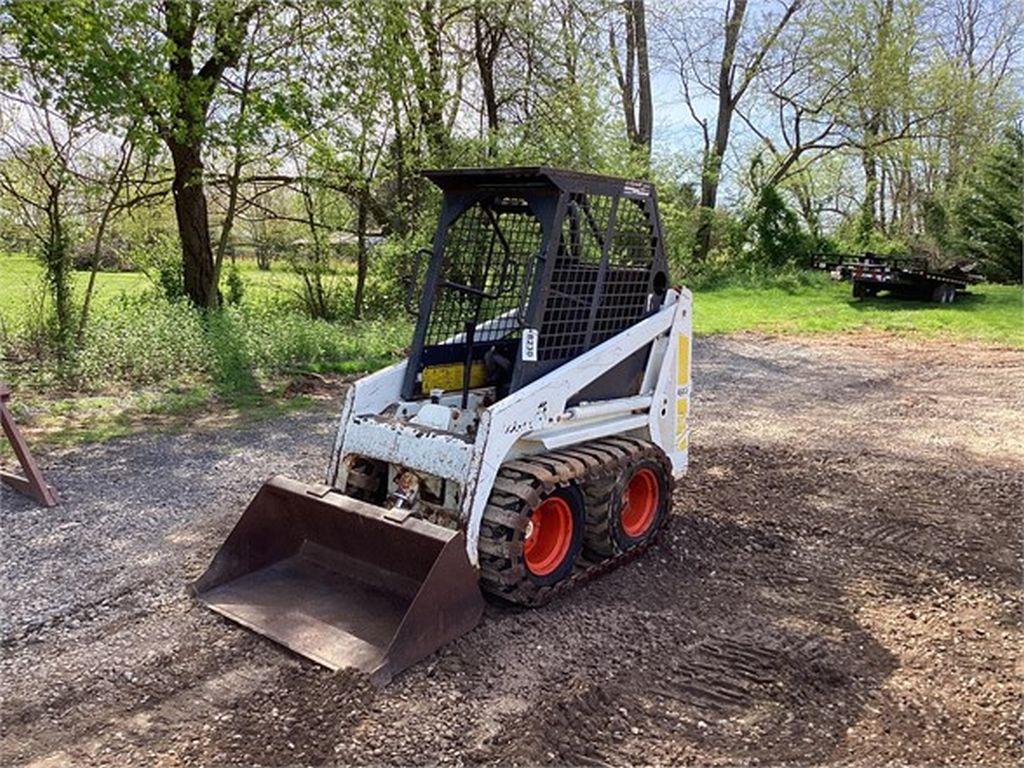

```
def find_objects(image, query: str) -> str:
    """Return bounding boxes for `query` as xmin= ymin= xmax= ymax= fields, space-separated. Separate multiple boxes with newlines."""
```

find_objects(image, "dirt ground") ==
xmin=2 ymin=333 xmax=1021 ymax=767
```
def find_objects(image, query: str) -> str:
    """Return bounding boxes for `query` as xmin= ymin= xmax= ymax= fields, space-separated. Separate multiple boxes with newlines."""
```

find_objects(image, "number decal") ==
xmin=522 ymin=329 xmax=538 ymax=361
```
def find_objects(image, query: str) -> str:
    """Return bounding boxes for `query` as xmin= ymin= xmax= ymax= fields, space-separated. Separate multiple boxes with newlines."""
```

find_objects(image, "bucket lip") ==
xmin=261 ymin=475 xmax=463 ymax=543
xmin=194 ymin=588 xmax=388 ymax=674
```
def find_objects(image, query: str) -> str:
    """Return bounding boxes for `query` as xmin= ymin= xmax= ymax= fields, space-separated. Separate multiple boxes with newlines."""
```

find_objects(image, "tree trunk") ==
xmin=693 ymin=0 xmax=748 ymax=262
xmin=474 ymin=1 xmax=502 ymax=146
xmin=859 ymin=122 xmax=879 ymax=242
xmin=45 ymin=187 xmax=73 ymax=357
xmin=612 ymin=0 xmax=651 ymax=156
xmin=614 ymin=6 xmax=637 ymax=143
xmin=479 ymin=60 xmax=499 ymax=135
xmin=632 ymin=0 xmax=653 ymax=153
xmin=354 ymin=198 xmax=369 ymax=320
xmin=168 ymin=140 xmax=218 ymax=308
xmin=417 ymin=0 xmax=449 ymax=161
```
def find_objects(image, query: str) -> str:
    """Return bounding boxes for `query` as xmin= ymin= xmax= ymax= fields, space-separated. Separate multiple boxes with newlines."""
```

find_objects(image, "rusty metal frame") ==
xmin=0 ymin=383 xmax=59 ymax=507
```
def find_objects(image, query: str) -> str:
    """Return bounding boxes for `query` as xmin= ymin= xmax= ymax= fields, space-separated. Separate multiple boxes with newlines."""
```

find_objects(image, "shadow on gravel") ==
xmin=846 ymin=292 xmax=988 ymax=312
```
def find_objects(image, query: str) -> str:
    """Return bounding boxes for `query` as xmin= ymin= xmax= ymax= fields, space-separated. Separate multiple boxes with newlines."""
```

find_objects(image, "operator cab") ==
xmin=403 ymin=167 xmax=670 ymax=411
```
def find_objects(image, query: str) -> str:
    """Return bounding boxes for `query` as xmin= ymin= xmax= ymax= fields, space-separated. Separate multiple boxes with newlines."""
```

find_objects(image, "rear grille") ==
xmin=539 ymin=194 xmax=657 ymax=360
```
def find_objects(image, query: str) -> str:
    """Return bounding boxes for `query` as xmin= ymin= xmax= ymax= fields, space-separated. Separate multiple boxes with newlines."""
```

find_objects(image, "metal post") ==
xmin=0 ymin=383 xmax=59 ymax=507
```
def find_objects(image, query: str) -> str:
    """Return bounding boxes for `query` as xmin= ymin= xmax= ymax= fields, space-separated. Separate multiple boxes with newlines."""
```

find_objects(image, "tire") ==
xmin=478 ymin=482 xmax=585 ymax=605
xmin=945 ymin=285 xmax=957 ymax=303
xmin=931 ymin=284 xmax=947 ymax=303
xmin=584 ymin=446 xmax=672 ymax=558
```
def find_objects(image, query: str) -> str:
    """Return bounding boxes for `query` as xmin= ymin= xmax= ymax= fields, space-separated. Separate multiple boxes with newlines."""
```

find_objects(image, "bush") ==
xmin=71 ymin=293 xmax=208 ymax=385
xmin=204 ymin=309 xmax=258 ymax=398
xmin=225 ymin=264 xmax=245 ymax=306
xmin=742 ymin=186 xmax=820 ymax=268
xmin=69 ymin=291 xmax=409 ymax=390
xmin=829 ymin=218 xmax=908 ymax=258
xmin=237 ymin=302 xmax=409 ymax=373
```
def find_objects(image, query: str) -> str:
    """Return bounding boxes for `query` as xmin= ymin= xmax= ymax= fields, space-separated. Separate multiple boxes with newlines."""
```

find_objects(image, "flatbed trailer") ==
xmin=815 ymin=253 xmax=983 ymax=303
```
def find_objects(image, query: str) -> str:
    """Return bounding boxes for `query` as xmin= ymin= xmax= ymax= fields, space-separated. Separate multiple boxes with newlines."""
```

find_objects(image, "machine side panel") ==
xmin=460 ymin=301 xmax=678 ymax=566
xmin=327 ymin=360 xmax=408 ymax=487
xmin=647 ymin=289 xmax=692 ymax=475
xmin=342 ymin=416 xmax=475 ymax=484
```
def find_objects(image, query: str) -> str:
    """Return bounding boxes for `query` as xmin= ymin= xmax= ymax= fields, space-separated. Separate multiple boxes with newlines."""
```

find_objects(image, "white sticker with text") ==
xmin=522 ymin=329 xmax=538 ymax=361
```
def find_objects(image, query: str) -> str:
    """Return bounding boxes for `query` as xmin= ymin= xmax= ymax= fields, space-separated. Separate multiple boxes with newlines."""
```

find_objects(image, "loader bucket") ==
xmin=191 ymin=475 xmax=484 ymax=684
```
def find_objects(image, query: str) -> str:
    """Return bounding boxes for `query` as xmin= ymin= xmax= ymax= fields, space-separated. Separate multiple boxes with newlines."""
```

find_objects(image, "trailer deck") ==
xmin=816 ymin=253 xmax=983 ymax=303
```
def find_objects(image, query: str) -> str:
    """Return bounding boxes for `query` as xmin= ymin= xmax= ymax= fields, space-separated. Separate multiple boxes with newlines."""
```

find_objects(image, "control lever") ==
xmin=461 ymin=320 xmax=476 ymax=410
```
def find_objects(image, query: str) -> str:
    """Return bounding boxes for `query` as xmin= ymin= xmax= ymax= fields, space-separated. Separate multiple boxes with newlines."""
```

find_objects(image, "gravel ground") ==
xmin=1 ymin=333 xmax=1021 ymax=767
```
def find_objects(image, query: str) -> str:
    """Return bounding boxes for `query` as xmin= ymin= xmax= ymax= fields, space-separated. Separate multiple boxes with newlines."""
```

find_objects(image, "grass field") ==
xmin=1 ymin=251 xmax=1020 ymax=454
xmin=3 ymin=253 xmax=1021 ymax=345
xmin=695 ymin=276 xmax=1023 ymax=347
xmin=0 ymin=252 xmax=343 ymax=322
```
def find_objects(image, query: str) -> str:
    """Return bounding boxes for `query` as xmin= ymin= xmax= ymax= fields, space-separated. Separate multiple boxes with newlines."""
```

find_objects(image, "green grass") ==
xmin=0 ymin=251 xmax=358 ymax=328
xmin=5 ymin=252 xmax=1019 ymax=348
xmin=692 ymin=274 xmax=1023 ymax=347
xmin=1 ymin=251 xmax=409 ymax=453
xmin=1 ymin=251 xmax=144 ymax=320
xmin=2 ymin=251 xmax=1020 ymax=454
xmin=1 ymin=252 xmax=409 ymax=384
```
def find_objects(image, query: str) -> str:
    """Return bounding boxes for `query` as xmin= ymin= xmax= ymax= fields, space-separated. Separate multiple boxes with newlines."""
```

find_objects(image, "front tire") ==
xmin=478 ymin=483 xmax=585 ymax=605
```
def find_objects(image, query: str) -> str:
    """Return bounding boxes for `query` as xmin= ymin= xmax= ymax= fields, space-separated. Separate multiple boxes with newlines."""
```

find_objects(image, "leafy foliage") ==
xmin=742 ymin=185 xmax=819 ymax=268
xmin=954 ymin=127 xmax=1023 ymax=283
xmin=225 ymin=264 xmax=246 ymax=306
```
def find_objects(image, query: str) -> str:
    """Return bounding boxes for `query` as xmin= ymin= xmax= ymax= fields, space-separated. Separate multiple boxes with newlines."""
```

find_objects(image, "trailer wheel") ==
xmin=853 ymin=282 xmax=877 ymax=299
xmin=584 ymin=446 xmax=672 ymax=557
xmin=931 ymin=283 xmax=955 ymax=303
xmin=478 ymin=483 xmax=584 ymax=604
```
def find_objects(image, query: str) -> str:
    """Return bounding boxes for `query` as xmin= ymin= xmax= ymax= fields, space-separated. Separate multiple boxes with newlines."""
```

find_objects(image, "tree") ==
xmin=0 ymin=100 xmax=80 ymax=352
xmin=7 ymin=0 xmax=276 ymax=308
xmin=474 ymin=0 xmax=513 ymax=150
xmin=609 ymin=0 xmax=653 ymax=158
xmin=955 ymin=126 xmax=1023 ymax=282
xmin=663 ymin=0 xmax=803 ymax=261
xmin=77 ymin=132 xmax=146 ymax=341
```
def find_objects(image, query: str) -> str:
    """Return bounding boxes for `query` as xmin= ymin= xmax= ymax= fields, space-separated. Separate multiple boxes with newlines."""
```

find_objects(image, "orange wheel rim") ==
xmin=621 ymin=468 xmax=659 ymax=538
xmin=524 ymin=496 xmax=574 ymax=576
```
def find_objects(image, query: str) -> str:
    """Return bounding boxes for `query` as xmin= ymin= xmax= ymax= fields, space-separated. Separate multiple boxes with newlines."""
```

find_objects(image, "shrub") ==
xmin=225 ymin=264 xmax=245 ymax=306
xmin=125 ymin=231 xmax=185 ymax=301
xmin=71 ymin=293 xmax=208 ymax=386
xmin=204 ymin=309 xmax=258 ymax=398
xmin=742 ymin=185 xmax=819 ymax=268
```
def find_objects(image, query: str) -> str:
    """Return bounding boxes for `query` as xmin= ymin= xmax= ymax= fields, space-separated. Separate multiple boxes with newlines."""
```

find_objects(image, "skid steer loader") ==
xmin=192 ymin=167 xmax=692 ymax=684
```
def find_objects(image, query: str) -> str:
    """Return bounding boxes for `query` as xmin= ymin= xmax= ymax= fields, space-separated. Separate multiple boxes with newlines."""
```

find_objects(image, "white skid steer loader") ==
xmin=192 ymin=167 xmax=692 ymax=684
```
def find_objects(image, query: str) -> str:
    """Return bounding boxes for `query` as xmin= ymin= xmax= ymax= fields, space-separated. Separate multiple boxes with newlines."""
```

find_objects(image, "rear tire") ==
xmin=584 ymin=445 xmax=672 ymax=557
